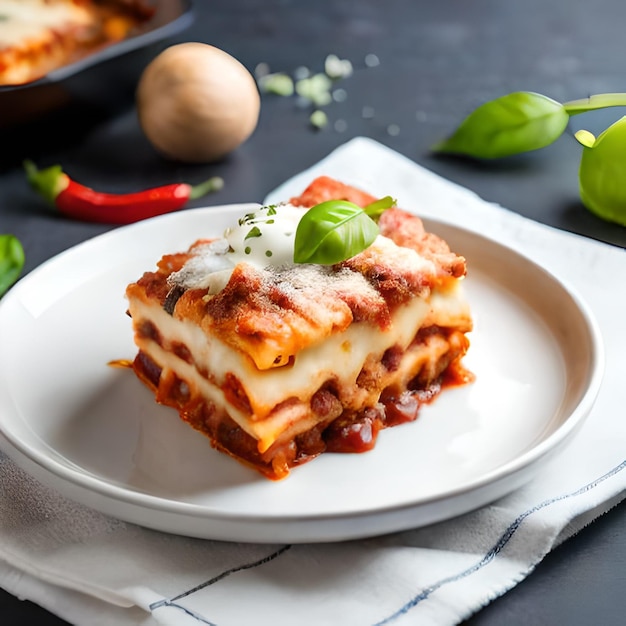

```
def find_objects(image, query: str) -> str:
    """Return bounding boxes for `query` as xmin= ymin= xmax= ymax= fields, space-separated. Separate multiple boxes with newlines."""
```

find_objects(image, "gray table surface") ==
xmin=1 ymin=0 xmax=625 ymax=624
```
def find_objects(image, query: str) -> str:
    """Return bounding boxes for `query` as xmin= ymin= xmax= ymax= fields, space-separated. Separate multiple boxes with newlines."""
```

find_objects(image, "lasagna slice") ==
xmin=0 ymin=0 xmax=153 ymax=86
xmin=125 ymin=177 xmax=473 ymax=479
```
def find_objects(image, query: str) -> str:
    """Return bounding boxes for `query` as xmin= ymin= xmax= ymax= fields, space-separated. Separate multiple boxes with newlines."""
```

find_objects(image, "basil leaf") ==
xmin=0 ymin=234 xmax=25 ymax=297
xmin=576 ymin=119 xmax=626 ymax=226
xmin=433 ymin=91 xmax=569 ymax=159
xmin=294 ymin=200 xmax=379 ymax=265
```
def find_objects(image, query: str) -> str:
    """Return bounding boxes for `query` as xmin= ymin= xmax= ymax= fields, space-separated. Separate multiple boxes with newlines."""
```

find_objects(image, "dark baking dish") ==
xmin=0 ymin=0 xmax=194 ymax=128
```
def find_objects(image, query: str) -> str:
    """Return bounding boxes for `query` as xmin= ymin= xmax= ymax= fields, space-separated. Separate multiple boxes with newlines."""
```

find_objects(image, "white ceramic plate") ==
xmin=0 ymin=205 xmax=603 ymax=543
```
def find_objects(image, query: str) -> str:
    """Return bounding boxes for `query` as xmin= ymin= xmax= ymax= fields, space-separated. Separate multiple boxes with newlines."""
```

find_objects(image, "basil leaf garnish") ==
xmin=294 ymin=200 xmax=379 ymax=265
xmin=433 ymin=91 xmax=569 ymax=159
xmin=0 ymin=234 xmax=25 ymax=297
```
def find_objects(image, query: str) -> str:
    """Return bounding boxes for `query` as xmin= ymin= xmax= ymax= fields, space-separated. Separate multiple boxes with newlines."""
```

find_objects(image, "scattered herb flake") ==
xmin=310 ymin=110 xmax=328 ymax=129
xmin=324 ymin=54 xmax=353 ymax=79
xmin=245 ymin=226 xmax=262 ymax=240
xmin=259 ymin=72 xmax=294 ymax=97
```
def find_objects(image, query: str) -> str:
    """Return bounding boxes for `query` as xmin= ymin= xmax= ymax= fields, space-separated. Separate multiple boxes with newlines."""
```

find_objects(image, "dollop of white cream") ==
xmin=167 ymin=203 xmax=306 ymax=294
xmin=224 ymin=203 xmax=304 ymax=268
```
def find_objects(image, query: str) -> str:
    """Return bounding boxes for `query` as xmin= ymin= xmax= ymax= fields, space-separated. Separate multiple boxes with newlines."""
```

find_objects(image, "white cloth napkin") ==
xmin=1 ymin=137 xmax=625 ymax=626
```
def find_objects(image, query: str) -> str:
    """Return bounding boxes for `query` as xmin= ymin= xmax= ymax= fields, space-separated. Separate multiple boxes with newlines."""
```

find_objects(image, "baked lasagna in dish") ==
xmin=125 ymin=177 xmax=473 ymax=479
xmin=0 ymin=0 xmax=153 ymax=86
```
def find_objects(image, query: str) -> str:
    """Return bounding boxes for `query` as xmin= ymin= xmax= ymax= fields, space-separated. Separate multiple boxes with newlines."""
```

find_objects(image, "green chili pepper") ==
xmin=294 ymin=199 xmax=380 ymax=265
xmin=432 ymin=91 xmax=570 ymax=159
xmin=0 ymin=234 xmax=25 ymax=297
xmin=575 ymin=117 xmax=626 ymax=226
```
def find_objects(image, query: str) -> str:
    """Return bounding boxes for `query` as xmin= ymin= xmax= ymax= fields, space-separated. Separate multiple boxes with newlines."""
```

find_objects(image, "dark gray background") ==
xmin=1 ymin=0 xmax=625 ymax=623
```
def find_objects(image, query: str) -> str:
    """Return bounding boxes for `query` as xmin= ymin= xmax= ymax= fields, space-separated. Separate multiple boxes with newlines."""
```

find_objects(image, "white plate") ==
xmin=0 ymin=205 xmax=603 ymax=543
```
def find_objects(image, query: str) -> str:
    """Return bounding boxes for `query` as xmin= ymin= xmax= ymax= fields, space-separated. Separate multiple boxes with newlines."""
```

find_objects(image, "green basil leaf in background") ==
xmin=432 ymin=91 xmax=569 ymax=159
xmin=294 ymin=200 xmax=379 ymax=265
xmin=575 ymin=117 xmax=626 ymax=227
xmin=0 ymin=234 xmax=25 ymax=297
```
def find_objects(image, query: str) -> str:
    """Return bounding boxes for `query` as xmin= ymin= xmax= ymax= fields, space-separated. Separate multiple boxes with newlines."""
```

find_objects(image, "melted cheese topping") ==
xmin=167 ymin=230 xmax=446 ymax=371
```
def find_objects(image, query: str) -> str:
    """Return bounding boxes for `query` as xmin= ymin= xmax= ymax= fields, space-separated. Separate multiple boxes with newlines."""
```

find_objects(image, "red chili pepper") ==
xmin=24 ymin=160 xmax=224 ymax=224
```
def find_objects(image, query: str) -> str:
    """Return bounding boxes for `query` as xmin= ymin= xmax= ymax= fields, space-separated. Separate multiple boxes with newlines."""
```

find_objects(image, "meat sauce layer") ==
xmin=131 ymin=345 xmax=472 ymax=480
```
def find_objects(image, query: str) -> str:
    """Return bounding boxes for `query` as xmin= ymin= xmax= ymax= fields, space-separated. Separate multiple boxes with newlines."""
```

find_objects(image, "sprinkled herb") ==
xmin=244 ymin=246 xmax=251 ymax=255
xmin=267 ymin=206 xmax=277 ymax=216
xmin=245 ymin=226 xmax=262 ymax=240
xmin=258 ymin=72 xmax=294 ymax=96
xmin=310 ymin=110 xmax=328 ymax=129
xmin=324 ymin=54 xmax=353 ymax=79
xmin=265 ymin=250 xmax=273 ymax=257
xmin=238 ymin=212 xmax=256 ymax=226
xmin=296 ymin=73 xmax=333 ymax=106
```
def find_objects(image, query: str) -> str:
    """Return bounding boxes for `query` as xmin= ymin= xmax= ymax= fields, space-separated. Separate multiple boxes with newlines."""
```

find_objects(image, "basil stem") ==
xmin=363 ymin=195 xmax=396 ymax=220
xmin=432 ymin=91 xmax=570 ymax=159
xmin=563 ymin=93 xmax=626 ymax=116
xmin=0 ymin=234 xmax=25 ymax=297
xmin=294 ymin=200 xmax=379 ymax=265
